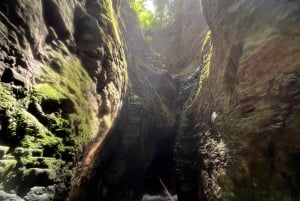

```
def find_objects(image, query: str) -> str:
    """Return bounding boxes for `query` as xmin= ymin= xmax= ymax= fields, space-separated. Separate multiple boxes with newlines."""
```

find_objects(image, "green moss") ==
xmin=0 ymin=87 xmax=33 ymax=143
xmin=1 ymin=93 xmax=63 ymax=158
xmin=6 ymin=110 xmax=28 ymax=142
xmin=0 ymin=41 xmax=102 ymax=189
xmin=21 ymin=131 xmax=61 ymax=149
xmin=104 ymin=0 xmax=122 ymax=45
xmin=0 ymin=84 xmax=17 ymax=114
xmin=0 ymin=84 xmax=60 ymax=151
xmin=35 ymin=83 xmax=65 ymax=100
xmin=0 ymin=159 xmax=17 ymax=187
xmin=0 ymin=84 xmax=13 ymax=102
xmin=20 ymin=156 xmax=41 ymax=168
xmin=19 ymin=156 xmax=64 ymax=170
xmin=0 ymin=159 xmax=17 ymax=177
xmin=41 ymin=157 xmax=65 ymax=169
xmin=36 ymin=51 xmax=97 ymax=151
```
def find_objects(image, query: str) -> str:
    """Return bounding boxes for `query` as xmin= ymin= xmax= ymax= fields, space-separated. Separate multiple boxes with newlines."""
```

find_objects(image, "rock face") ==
xmin=149 ymin=2 xmax=209 ymax=200
xmin=68 ymin=1 xmax=178 ymax=200
xmin=151 ymin=0 xmax=208 ymax=75
xmin=175 ymin=0 xmax=300 ymax=201
xmin=0 ymin=0 xmax=126 ymax=199
xmin=68 ymin=1 xmax=211 ymax=200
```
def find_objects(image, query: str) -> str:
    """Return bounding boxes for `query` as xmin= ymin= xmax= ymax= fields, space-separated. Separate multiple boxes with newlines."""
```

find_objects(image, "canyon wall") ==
xmin=0 ymin=0 xmax=299 ymax=201
xmin=175 ymin=0 xmax=300 ymax=200
xmin=69 ymin=1 xmax=178 ymax=200
xmin=151 ymin=0 xmax=208 ymax=75
xmin=0 ymin=0 xmax=126 ymax=199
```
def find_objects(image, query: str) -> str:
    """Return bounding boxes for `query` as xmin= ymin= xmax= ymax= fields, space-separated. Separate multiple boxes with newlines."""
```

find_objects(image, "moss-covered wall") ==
xmin=65 ymin=1 xmax=179 ymax=200
xmin=0 ymin=0 xmax=127 ymax=199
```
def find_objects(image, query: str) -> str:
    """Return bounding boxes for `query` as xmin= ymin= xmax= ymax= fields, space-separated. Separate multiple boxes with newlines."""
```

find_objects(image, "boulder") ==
xmin=23 ymin=186 xmax=54 ymax=201
xmin=0 ymin=146 xmax=9 ymax=159
xmin=0 ymin=190 xmax=24 ymax=201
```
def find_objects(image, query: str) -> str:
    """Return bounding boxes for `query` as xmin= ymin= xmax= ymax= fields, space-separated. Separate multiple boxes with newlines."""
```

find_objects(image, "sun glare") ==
xmin=145 ymin=0 xmax=155 ymax=13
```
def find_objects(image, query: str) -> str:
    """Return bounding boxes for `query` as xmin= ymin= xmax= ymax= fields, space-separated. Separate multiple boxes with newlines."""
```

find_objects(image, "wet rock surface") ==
xmin=0 ymin=191 xmax=24 ymax=201
xmin=69 ymin=1 xmax=177 ymax=200
xmin=23 ymin=186 xmax=54 ymax=201
xmin=174 ymin=0 xmax=300 ymax=200
xmin=0 ymin=0 xmax=126 ymax=200
xmin=141 ymin=194 xmax=177 ymax=201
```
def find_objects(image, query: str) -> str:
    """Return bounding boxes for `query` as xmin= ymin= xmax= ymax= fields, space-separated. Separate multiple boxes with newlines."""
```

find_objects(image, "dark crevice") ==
xmin=42 ymin=0 xmax=70 ymax=42
xmin=1 ymin=68 xmax=13 ymax=83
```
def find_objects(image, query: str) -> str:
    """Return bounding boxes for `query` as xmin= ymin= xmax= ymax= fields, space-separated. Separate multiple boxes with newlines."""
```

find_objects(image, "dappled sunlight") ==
xmin=145 ymin=0 xmax=155 ymax=13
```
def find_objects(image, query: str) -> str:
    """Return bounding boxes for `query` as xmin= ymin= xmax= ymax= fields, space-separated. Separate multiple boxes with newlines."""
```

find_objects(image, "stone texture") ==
xmin=151 ymin=0 xmax=208 ymax=75
xmin=67 ymin=1 xmax=178 ymax=201
xmin=0 ymin=0 xmax=126 ymax=200
xmin=174 ymin=0 xmax=300 ymax=201
xmin=149 ymin=2 xmax=209 ymax=200
xmin=23 ymin=186 xmax=54 ymax=201
xmin=0 ymin=190 xmax=24 ymax=201
xmin=0 ymin=146 xmax=9 ymax=158
xmin=1 ymin=0 xmax=299 ymax=201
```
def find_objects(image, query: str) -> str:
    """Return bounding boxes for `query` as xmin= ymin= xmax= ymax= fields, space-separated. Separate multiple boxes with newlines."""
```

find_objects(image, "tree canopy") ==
xmin=128 ymin=0 xmax=193 ymax=36
xmin=127 ymin=0 xmax=155 ymax=32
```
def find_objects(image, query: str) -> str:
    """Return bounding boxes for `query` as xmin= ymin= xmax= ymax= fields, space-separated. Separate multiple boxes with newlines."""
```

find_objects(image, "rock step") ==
xmin=19 ymin=156 xmax=65 ymax=169
xmin=0 ymin=146 xmax=10 ymax=159
xmin=0 ymin=159 xmax=18 ymax=167
xmin=22 ymin=168 xmax=56 ymax=186
xmin=2 ymin=154 xmax=15 ymax=160
xmin=0 ymin=190 xmax=24 ymax=201
xmin=14 ymin=147 xmax=43 ymax=157
xmin=21 ymin=156 xmax=60 ymax=162
xmin=24 ymin=186 xmax=55 ymax=201
xmin=0 ymin=159 xmax=17 ymax=175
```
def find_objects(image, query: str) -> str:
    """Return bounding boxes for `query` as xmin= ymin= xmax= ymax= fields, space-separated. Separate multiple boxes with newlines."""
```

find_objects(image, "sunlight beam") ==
xmin=145 ymin=0 xmax=155 ymax=13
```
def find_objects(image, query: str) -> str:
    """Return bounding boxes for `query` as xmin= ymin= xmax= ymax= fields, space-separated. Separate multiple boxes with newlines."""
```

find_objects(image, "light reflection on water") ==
xmin=141 ymin=194 xmax=178 ymax=201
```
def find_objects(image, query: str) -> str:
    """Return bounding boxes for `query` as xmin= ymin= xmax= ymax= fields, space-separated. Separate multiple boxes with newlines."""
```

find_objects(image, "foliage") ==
xmin=128 ymin=0 xmax=194 ymax=34
xmin=154 ymin=0 xmax=194 ymax=25
xmin=128 ymin=0 xmax=156 ymax=32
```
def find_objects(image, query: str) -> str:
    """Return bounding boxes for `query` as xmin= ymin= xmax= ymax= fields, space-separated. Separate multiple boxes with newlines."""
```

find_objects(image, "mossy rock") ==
xmin=0 ymin=159 xmax=17 ymax=176
xmin=35 ymin=83 xmax=65 ymax=100
xmin=14 ymin=147 xmax=43 ymax=158
xmin=0 ymin=146 xmax=10 ymax=158
xmin=19 ymin=156 xmax=64 ymax=169
xmin=22 ymin=168 xmax=56 ymax=186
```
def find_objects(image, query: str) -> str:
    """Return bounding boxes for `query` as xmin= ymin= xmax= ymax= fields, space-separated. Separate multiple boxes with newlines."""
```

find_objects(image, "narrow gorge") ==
xmin=0 ymin=0 xmax=299 ymax=201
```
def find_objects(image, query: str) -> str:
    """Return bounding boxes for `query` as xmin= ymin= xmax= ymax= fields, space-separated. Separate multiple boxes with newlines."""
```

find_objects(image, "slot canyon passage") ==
xmin=0 ymin=0 xmax=300 ymax=200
